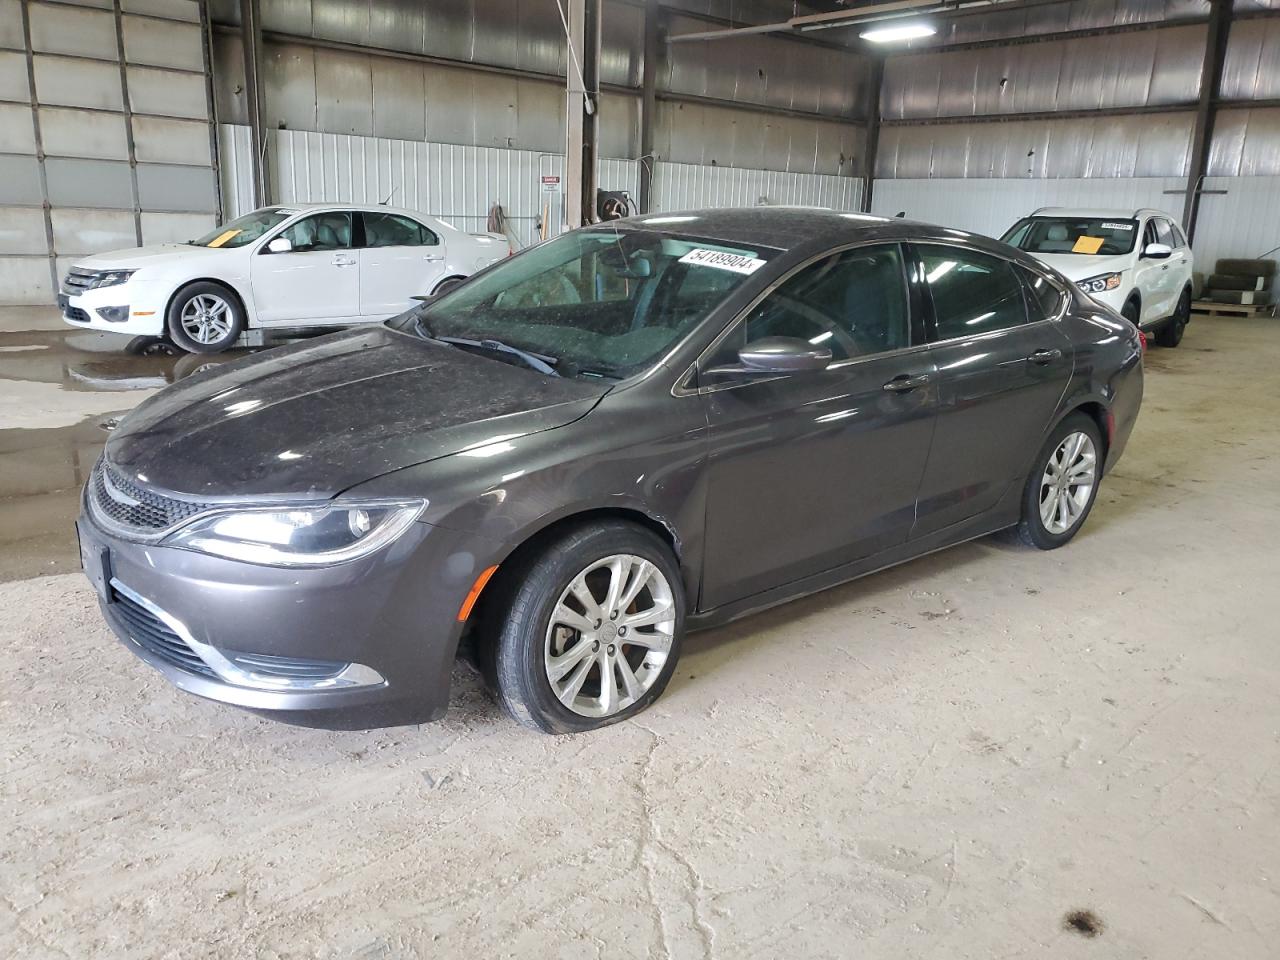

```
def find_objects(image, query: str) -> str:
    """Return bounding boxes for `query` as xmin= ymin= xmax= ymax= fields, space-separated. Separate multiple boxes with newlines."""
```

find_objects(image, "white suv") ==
xmin=1002 ymin=207 xmax=1194 ymax=347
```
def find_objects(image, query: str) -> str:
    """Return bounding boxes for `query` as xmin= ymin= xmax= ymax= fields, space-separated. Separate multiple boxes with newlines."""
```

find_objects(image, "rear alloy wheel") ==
xmin=1016 ymin=413 xmax=1103 ymax=550
xmin=167 ymin=281 xmax=245 ymax=354
xmin=486 ymin=522 xmax=685 ymax=733
xmin=1156 ymin=289 xmax=1190 ymax=348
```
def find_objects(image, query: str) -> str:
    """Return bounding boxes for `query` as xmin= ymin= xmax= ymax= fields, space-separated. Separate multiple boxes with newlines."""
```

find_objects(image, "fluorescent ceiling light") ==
xmin=860 ymin=22 xmax=936 ymax=43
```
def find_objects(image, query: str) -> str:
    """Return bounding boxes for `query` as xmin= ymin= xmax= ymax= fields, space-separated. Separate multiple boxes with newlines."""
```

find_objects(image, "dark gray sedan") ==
xmin=78 ymin=208 xmax=1142 ymax=733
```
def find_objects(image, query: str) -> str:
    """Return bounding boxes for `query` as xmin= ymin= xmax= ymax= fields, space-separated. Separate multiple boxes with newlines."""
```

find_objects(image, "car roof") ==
xmin=1030 ymin=206 xmax=1179 ymax=222
xmin=608 ymin=206 xmax=1000 ymax=255
xmin=262 ymin=202 xmax=445 ymax=223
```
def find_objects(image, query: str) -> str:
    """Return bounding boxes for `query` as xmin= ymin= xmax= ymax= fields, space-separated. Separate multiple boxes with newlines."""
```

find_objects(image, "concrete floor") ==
xmin=2 ymin=309 xmax=1278 ymax=959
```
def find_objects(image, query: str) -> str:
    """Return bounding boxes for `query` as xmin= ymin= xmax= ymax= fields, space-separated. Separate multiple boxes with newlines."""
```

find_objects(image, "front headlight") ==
xmin=165 ymin=500 xmax=425 ymax=566
xmin=1077 ymin=272 xmax=1122 ymax=295
xmin=90 ymin=269 xmax=137 ymax=289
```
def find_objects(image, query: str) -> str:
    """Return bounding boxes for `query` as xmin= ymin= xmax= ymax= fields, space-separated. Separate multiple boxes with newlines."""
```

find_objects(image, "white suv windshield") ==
xmin=1002 ymin=217 xmax=1138 ymax=256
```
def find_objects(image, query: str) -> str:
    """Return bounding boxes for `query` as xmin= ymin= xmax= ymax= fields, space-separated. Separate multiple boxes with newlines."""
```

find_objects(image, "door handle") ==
xmin=424 ymin=254 xmax=445 ymax=262
xmin=1027 ymin=348 xmax=1063 ymax=364
xmin=333 ymin=255 xmax=357 ymax=267
xmin=882 ymin=373 xmax=931 ymax=393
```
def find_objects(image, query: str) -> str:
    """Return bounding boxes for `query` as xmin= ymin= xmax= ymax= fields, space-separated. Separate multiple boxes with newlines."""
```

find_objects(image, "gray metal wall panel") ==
xmin=601 ymin=1 xmax=642 ymax=88
xmin=516 ymin=78 xmax=566 ymax=153
xmin=314 ymin=48 xmax=374 ymax=136
xmin=39 ymin=106 xmax=130 ymax=160
xmin=260 ymin=0 xmax=312 ymax=36
xmin=43 ymin=157 xmax=134 ymax=208
xmin=883 ymin=24 xmax=1205 ymax=121
xmin=0 ymin=207 xmax=48 ymax=254
xmin=27 ymin=2 xmax=118 ymax=60
xmin=212 ymin=31 xmax=247 ymax=124
xmin=0 ymin=155 xmax=43 ymax=204
xmin=136 ymin=162 xmax=217 ymax=211
xmin=599 ymin=89 xmax=638 ymax=160
xmin=1221 ymin=16 xmax=1280 ymax=101
xmin=367 ymin=0 xmax=425 ymax=58
xmin=121 ymin=14 xmax=203 ymax=70
xmin=1208 ymin=107 xmax=1280 ymax=175
xmin=0 ymin=102 xmax=37 ymax=153
xmin=0 ymin=257 xmax=54 ymax=303
xmin=0 ymin=0 xmax=25 ymax=49
xmin=141 ymin=210 xmax=217 ymax=244
xmin=265 ymin=43 xmax=318 ymax=131
xmin=877 ymin=113 xmax=1195 ymax=178
xmin=0 ymin=50 xmax=31 ymax=100
xmin=371 ymin=56 xmax=427 ymax=141
xmin=132 ymin=115 xmax=210 ymax=164
xmin=33 ymin=54 xmax=124 ymax=110
xmin=310 ymin=0 xmax=370 ymax=47
xmin=908 ymin=0 xmax=1208 ymax=48
xmin=121 ymin=0 xmax=200 ymax=21
xmin=49 ymin=207 xmax=136 ymax=254
xmin=127 ymin=65 xmax=209 ymax=119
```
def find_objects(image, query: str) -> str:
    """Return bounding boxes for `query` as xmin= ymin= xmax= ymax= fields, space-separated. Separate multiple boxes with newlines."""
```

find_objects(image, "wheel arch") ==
xmin=1053 ymin=399 xmax=1111 ymax=463
xmin=431 ymin=273 xmax=469 ymax=295
xmin=466 ymin=506 xmax=685 ymax=627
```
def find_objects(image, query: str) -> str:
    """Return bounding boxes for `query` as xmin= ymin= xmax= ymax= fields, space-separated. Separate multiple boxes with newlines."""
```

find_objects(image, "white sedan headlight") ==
xmin=166 ymin=500 xmax=425 ymax=566
xmin=1077 ymin=272 xmax=1122 ymax=295
xmin=88 ymin=269 xmax=137 ymax=289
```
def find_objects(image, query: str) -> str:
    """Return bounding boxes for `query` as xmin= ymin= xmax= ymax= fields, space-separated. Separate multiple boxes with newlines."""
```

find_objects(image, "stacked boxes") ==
xmin=1203 ymin=259 xmax=1277 ymax=307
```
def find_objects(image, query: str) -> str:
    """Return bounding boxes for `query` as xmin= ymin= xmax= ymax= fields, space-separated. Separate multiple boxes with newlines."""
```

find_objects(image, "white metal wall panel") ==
xmin=652 ymin=161 xmax=862 ymax=213
xmin=1188 ymin=176 xmax=1280 ymax=264
xmin=869 ymin=177 xmax=1183 ymax=240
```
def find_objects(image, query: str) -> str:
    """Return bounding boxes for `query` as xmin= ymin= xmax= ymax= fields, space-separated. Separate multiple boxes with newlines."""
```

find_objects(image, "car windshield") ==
xmin=1002 ymin=217 xmax=1139 ymax=256
xmin=398 ymin=227 xmax=776 ymax=378
xmin=189 ymin=208 xmax=296 ymax=249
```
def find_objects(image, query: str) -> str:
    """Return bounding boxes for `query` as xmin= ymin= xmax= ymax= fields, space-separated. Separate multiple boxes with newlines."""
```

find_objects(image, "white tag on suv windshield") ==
xmin=1101 ymin=222 xmax=1134 ymax=230
xmin=679 ymin=248 xmax=766 ymax=275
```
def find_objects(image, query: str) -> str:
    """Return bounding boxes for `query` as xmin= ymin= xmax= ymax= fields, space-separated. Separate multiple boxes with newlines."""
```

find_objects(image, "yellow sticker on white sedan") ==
xmin=678 ymin=248 xmax=765 ymax=275
xmin=206 ymin=229 xmax=242 ymax=248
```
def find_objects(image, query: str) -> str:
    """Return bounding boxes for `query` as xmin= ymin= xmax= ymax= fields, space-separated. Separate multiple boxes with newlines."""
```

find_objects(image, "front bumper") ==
xmin=77 ymin=506 xmax=498 ymax=729
xmin=60 ymin=280 xmax=167 ymax=336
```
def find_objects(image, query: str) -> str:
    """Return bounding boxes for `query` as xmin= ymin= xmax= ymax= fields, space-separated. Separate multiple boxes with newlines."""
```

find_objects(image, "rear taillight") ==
xmin=1138 ymin=329 xmax=1148 ymax=353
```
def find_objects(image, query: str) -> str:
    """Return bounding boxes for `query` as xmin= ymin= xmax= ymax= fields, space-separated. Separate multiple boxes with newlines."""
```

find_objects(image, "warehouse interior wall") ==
xmin=0 ymin=0 xmax=219 ymax=305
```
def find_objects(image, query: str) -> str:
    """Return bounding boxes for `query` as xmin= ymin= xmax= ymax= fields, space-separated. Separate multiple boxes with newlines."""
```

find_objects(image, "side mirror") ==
xmin=1143 ymin=242 xmax=1172 ymax=260
xmin=266 ymin=236 xmax=292 ymax=254
xmin=738 ymin=336 xmax=833 ymax=374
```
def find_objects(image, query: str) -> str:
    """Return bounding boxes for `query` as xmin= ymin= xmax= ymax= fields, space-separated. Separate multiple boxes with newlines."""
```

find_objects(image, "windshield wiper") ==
xmin=436 ymin=335 xmax=560 ymax=377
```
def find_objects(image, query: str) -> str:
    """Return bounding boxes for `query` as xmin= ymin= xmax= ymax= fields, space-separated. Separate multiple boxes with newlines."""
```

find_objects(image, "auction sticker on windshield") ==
xmin=679 ymin=248 xmax=766 ymax=275
xmin=1102 ymin=222 xmax=1134 ymax=230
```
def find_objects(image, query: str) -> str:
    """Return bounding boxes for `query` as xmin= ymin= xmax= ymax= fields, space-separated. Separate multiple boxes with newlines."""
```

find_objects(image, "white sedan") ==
xmin=59 ymin=203 xmax=509 ymax=353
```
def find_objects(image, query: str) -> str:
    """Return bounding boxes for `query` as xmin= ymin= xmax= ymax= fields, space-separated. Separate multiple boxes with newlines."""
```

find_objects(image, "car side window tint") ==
xmin=1018 ymin=265 xmax=1065 ymax=322
xmin=1154 ymin=218 xmax=1176 ymax=248
xmin=711 ymin=244 xmax=910 ymax=365
xmin=918 ymin=245 xmax=1028 ymax=339
xmin=362 ymin=212 xmax=439 ymax=248
xmin=1142 ymin=219 xmax=1159 ymax=252
xmin=277 ymin=212 xmax=353 ymax=252
xmin=1171 ymin=221 xmax=1188 ymax=247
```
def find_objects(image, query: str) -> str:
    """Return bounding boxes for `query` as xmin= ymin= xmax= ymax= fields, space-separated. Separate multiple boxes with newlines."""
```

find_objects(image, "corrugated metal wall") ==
xmin=0 ymin=0 xmax=219 ymax=304
xmin=218 ymin=125 xmax=860 ymax=249
xmin=873 ymin=1 xmax=1280 ymax=269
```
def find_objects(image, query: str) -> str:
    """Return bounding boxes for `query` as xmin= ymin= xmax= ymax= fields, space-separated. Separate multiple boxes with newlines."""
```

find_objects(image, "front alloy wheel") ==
xmin=167 ymin=281 xmax=245 ymax=354
xmin=484 ymin=521 xmax=685 ymax=733
xmin=544 ymin=555 xmax=676 ymax=718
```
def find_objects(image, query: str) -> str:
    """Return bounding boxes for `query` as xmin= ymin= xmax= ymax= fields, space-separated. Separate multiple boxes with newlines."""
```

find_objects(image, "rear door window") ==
xmin=1018 ymin=266 xmax=1066 ymax=322
xmin=1154 ymin=218 xmax=1177 ymax=248
xmin=361 ymin=212 xmax=439 ymax=248
xmin=917 ymin=245 xmax=1029 ymax=340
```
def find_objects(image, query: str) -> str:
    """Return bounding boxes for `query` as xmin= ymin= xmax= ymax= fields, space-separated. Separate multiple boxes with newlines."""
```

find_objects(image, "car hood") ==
xmin=1029 ymin=251 xmax=1131 ymax=282
xmin=74 ymin=244 xmax=226 ymax=271
xmin=105 ymin=327 xmax=610 ymax=500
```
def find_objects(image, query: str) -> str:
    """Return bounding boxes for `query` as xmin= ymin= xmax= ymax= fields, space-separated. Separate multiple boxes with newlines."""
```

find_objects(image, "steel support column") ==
xmin=564 ymin=0 xmax=601 ymax=229
xmin=861 ymin=55 xmax=884 ymax=214
xmin=638 ymin=0 xmax=661 ymax=214
xmin=239 ymin=0 xmax=270 ymax=207
xmin=1184 ymin=0 xmax=1233 ymax=242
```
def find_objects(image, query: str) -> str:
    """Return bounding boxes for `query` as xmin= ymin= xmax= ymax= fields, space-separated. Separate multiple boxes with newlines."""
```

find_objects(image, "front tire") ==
xmin=1015 ymin=413 xmax=1103 ymax=550
xmin=486 ymin=522 xmax=686 ymax=734
xmin=1155 ymin=289 xmax=1190 ymax=348
xmin=167 ymin=281 xmax=245 ymax=354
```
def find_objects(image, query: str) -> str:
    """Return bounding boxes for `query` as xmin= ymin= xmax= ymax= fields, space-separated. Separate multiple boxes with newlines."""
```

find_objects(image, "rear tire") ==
xmin=1155 ymin=289 xmax=1190 ymax=348
xmin=1015 ymin=413 xmax=1104 ymax=550
xmin=167 ymin=281 xmax=245 ymax=354
xmin=484 ymin=521 xmax=686 ymax=734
